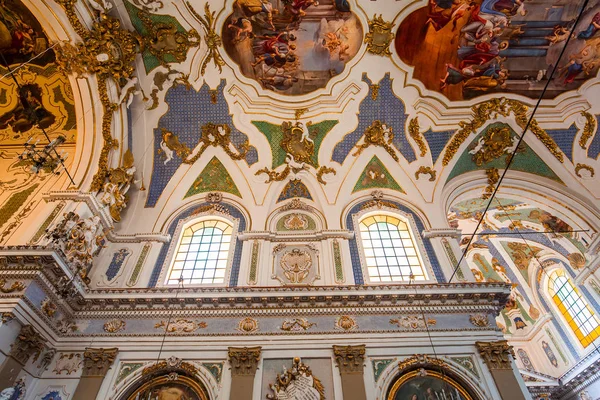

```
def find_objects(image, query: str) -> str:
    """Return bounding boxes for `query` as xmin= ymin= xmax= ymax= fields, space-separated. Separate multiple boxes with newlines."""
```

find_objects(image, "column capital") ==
xmin=9 ymin=324 xmax=45 ymax=365
xmin=476 ymin=340 xmax=515 ymax=370
xmin=333 ymin=345 xmax=366 ymax=374
xmin=228 ymin=346 xmax=262 ymax=376
xmin=81 ymin=348 xmax=118 ymax=377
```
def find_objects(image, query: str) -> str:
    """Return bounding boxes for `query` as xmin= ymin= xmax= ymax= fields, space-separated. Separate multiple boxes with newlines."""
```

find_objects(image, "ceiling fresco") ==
xmin=222 ymin=0 xmax=363 ymax=95
xmin=395 ymin=0 xmax=600 ymax=101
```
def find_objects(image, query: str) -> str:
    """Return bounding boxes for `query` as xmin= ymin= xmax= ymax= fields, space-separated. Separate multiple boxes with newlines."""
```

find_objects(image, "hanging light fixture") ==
xmin=18 ymin=135 xmax=69 ymax=175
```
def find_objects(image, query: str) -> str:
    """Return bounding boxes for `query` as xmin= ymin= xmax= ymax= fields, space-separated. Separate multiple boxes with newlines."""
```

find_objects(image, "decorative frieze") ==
xmin=81 ymin=348 xmax=118 ymax=377
xmin=476 ymin=340 xmax=515 ymax=370
xmin=227 ymin=346 xmax=262 ymax=376
xmin=333 ymin=345 xmax=365 ymax=374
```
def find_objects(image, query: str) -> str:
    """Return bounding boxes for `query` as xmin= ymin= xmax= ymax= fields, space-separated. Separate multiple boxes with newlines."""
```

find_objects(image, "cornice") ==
xmin=237 ymin=230 xmax=355 ymax=241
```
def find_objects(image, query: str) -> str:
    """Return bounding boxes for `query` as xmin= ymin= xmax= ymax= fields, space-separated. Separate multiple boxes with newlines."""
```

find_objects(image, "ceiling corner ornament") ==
xmin=186 ymin=2 xmax=225 ymax=74
xmin=237 ymin=317 xmax=259 ymax=333
xmin=579 ymin=111 xmax=596 ymax=149
xmin=475 ymin=340 xmax=515 ymax=370
xmin=415 ymin=166 xmax=436 ymax=182
xmin=575 ymin=163 xmax=595 ymax=179
xmin=408 ymin=118 xmax=428 ymax=157
xmin=353 ymin=120 xmax=398 ymax=161
xmin=0 ymin=278 xmax=25 ymax=293
xmin=280 ymin=318 xmax=316 ymax=332
xmin=469 ymin=314 xmax=489 ymax=327
xmin=442 ymin=98 xmax=563 ymax=166
xmin=103 ymin=319 xmax=126 ymax=333
xmin=267 ymin=357 xmax=325 ymax=400
xmin=482 ymin=168 xmax=499 ymax=199
xmin=364 ymin=14 xmax=395 ymax=57
xmin=397 ymin=355 xmax=447 ymax=373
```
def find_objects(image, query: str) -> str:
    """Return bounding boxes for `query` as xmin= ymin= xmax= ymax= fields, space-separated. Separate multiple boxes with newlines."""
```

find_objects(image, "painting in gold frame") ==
xmin=387 ymin=370 xmax=474 ymax=400
xmin=125 ymin=375 xmax=208 ymax=400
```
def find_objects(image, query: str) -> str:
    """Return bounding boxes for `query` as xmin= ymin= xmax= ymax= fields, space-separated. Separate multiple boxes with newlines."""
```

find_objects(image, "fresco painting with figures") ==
xmin=223 ymin=0 xmax=362 ymax=94
xmin=395 ymin=0 xmax=600 ymax=100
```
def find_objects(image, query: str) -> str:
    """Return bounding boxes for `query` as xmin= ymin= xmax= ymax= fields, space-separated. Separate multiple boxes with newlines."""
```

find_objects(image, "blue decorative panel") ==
xmin=346 ymin=200 xmax=444 ymax=284
xmin=149 ymin=202 xmax=247 ymax=287
xmin=423 ymin=128 xmax=455 ymax=165
xmin=42 ymin=391 xmax=62 ymax=400
xmin=146 ymin=80 xmax=258 ymax=207
xmin=546 ymin=123 xmax=577 ymax=162
xmin=106 ymin=248 xmax=130 ymax=281
xmin=277 ymin=179 xmax=313 ymax=202
xmin=588 ymin=115 xmax=600 ymax=159
xmin=332 ymin=73 xmax=416 ymax=165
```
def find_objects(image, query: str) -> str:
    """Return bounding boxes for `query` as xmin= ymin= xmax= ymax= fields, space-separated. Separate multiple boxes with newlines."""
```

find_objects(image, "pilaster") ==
xmin=476 ymin=340 xmax=529 ymax=400
xmin=333 ymin=345 xmax=367 ymax=400
xmin=72 ymin=348 xmax=118 ymax=400
xmin=227 ymin=346 xmax=262 ymax=400
xmin=0 ymin=324 xmax=44 ymax=388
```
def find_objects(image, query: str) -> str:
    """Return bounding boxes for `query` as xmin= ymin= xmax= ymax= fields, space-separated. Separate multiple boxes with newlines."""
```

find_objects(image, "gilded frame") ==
xmin=125 ymin=375 xmax=209 ymax=400
xmin=387 ymin=370 xmax=474 ymax=400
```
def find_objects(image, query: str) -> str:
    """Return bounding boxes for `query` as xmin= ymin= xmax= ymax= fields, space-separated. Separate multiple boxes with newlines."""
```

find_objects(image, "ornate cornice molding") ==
xmin=228 ymin=346 xmax=262 ymax=376
xmin=476 ymin=340 xmax=515 ymax=370
xmin=333 ymin=345 xmax=366 ymax=374
xmin=421 ymin=229 xmax=462 ymax=239
xmin=81 ymin=347 xmax=118 ymax=377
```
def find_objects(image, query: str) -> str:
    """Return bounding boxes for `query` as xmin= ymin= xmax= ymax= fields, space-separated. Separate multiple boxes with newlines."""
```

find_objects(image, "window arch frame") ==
xmin=159 ymin=212 xmax=240 ymax=287
xmin=352 ymin=207 xmax=434 ymax=284
xmin=544 ymin=267 xmax=600 ymax=349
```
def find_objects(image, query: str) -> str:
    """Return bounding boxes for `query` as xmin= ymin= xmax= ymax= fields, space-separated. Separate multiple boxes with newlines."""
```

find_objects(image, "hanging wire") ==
xmin=447 ymin=0 xmax=591 ymax=284
xmin=155 ymin=277 xmax=184 ymax=364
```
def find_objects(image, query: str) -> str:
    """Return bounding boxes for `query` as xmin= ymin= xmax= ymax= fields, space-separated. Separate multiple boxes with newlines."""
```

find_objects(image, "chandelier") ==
xmin=18 ymin=135 xmax=68 ymax=175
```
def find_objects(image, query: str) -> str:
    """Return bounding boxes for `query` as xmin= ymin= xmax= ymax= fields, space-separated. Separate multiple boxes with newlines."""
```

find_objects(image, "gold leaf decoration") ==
xmin=408 ymin=117 xmax=428 ymax=157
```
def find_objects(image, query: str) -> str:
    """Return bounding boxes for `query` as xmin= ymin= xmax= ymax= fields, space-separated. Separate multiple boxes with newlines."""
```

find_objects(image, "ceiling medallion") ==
xmin=334 ymin=315 xmax=358 ymax=331
xmin=353 ymin=120 xmax=398 ymax=161
xmin=266 ymin=357 xmax=325 ymax=400
xmin=237 ymin=317 xmax=259 ymax=333
xmin=364 ymin=14 xmax=395 ymax=57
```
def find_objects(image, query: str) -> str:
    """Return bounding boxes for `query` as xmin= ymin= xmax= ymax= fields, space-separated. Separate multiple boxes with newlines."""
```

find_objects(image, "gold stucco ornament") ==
xmin=364 ymin=14 xmax=395 ymax=57
xmin=266 ymin=357 xmax=325 ymax=400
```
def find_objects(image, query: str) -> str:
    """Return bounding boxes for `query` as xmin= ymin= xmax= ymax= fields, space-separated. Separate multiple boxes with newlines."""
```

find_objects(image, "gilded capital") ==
xmin=228 ymin=346 xmax=262 ymax=376
xmin=9 ymin=324 xmax=45 ymax=365
xmin=476 ymin=340 xmax=515 ymax=370
xmin=333 ymin=345 xmax=366 ymax=374
xmin=81 ymin=348 xmax=118 ymax=377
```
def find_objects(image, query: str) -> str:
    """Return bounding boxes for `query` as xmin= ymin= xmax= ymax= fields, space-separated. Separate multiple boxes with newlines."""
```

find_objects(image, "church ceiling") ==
xmin=1 ymin=0 xmax=600 ymax=232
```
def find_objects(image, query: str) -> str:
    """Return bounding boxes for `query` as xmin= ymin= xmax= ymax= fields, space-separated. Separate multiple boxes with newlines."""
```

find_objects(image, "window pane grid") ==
xmin=167 ymin=220 xmax=233 ymax=285
xmin=359 ymin=215 xmax=426 ymax=282
xmin=549 ymin=271 xmax=600 ymax=347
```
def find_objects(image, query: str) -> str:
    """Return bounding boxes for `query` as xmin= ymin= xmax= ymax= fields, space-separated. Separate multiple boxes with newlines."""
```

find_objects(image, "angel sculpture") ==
xmin=100 ymin=150 xmax=136 ymax=222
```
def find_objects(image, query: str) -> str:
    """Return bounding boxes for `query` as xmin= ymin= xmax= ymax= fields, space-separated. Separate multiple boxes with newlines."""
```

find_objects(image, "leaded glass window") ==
xmin=166 ymin=219 xmax=233 ymax=285
xmin=359 ymin=214 xmax=427 ymax=282
xmin=548 ymin=270 xmax=600 ymax=347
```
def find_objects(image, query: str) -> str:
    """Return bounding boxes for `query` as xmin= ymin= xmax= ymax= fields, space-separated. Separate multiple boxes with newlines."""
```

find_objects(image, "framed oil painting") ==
xmin=387 ymin=370 xmax=474 ymax=400
xmin=125 ymin=376 xmax=208 ymax=400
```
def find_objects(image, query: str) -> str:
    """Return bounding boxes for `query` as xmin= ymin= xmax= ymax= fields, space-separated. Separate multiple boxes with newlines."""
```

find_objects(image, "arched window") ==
xmin=548 ymin=270 xmax=600 ymax=347
xmin=358 ymin=214 xmax=427 ymax=282
xmin=166 ymin=218 xmax=233 ymax=285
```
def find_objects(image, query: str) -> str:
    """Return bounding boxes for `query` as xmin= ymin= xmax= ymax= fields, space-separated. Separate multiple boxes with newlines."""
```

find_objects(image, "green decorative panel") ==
xmin=127 ymin=244 xmax=151 ymax=287
xmin=115 ymin=362 xmax=144 ymax=385
xmin=30 ymin=202 xmax=64 ymax=243
xmin=352 ymin=156 xmax=404 ymax=193
xmin=202 ymin=362 xmax=224 ymax=384
xmin=333 ymin=239 xmax=344 ymax=283
xmin=251 ymin=120 xmax=338 ymax=168
xmin=447 ymin=123 xmax=563 ymax=184
xmin=372 ymin=359 xmax=394 ymax=382
xmin=248 ymin=241 xmax=259 ymax=285
xmin=275 ymin=214 xmax=317 ymax=231
xmin=184 ymin=157 xmax=241 ymax=198
xmin=0 ymin=184 xmax=38 ymax=230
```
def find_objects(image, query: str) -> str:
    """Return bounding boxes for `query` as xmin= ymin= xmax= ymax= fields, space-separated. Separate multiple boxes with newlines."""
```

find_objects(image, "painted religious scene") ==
xmin=222 ymin=0 xmax=363 ymax=95
xmin=395 ymin=0 xmax=600 ymax=101
xmin=388 ymin=372 xmax=471 ymax=400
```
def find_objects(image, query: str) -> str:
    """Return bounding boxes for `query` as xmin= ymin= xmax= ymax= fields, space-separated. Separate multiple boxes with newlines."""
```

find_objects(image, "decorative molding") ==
xmin=53 ymin=353 xmax=81 ymax=375
xmin=0 ymin=278 xmax=25 ymax=293
xmin=476 ymin=340 xmax=515 ymax=370
xmin=421 ymin=229 xmax=462 ymax=239
xmin=397 ymin=355 xmax=447 ymax=372
xmin=579 ymin=111 xmax=595 ymax=149
xmin=103 ymin=319 xmax=126 ymax=333
xmin=10 ymin=325 xmax=45 ymax=365
xmin=390 ymin=315 xmax=436 ymax=329
xmin=364 ymin=15 xmax=395 ymax=57
xmin=469 ymin=314 xmax=489 ymax=327
xmin=248 ymin=241 xmax=259 ymax=285
xmin=237 ymin=317 xmax=259 ymax=333
xmin=227 ymin=346 xmax=262 ymax=376
xmin=334 ymin=315 xmax=358 ymax=331
xmin=415 ymin=166 xmax=436 ymax=181
xmin=575 ymin=163 xmax=595 ymax=179
xmin=280 ymin=318 xmax=316 ymax=332
xmin=333 ymin=344 xmax=366 ymax=374
xmin=408 ymin=118 xmax=428 ymax=157
xmin=332 ymin=239 xmax=344 ymax=284
xmin=81 ymin=348 xmax=118 ymax=377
